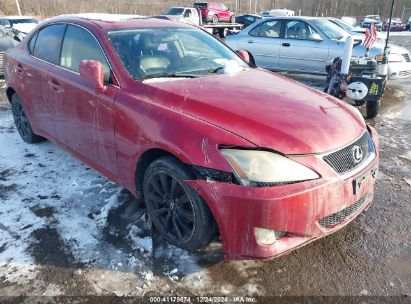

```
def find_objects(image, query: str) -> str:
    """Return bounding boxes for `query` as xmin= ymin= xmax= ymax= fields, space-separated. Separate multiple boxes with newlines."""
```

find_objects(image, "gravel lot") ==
xmin=0 ymin=36 xmax=410 ymax=302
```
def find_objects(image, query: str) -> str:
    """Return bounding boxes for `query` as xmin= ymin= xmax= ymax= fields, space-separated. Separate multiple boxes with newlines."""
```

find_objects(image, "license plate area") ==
xmin=353 ymin=166 xmax=378 ymax=195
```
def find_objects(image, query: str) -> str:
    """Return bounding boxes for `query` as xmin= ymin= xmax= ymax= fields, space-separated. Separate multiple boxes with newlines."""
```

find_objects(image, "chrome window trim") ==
xmin=27 ymin=21 xmax=120 ymax=88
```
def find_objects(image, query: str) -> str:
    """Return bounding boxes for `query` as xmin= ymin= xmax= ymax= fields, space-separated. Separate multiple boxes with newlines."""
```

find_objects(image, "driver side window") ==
xmin=60 ymin=25 xmax=112 ymax=83
xmin=284 ymin=20 xmax=317 ymax=40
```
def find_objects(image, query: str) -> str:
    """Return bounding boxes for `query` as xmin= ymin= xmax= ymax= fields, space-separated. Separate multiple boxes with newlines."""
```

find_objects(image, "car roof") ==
xmin=45 ymin=13 xmax=193 ymax=30
xmin=261 ymin=16 xmax=319 ymax=22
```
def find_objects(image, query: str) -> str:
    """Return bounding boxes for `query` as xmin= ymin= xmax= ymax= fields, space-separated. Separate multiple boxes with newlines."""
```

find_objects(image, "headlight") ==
xmin=388 ymin=53 xmax=403 ymax=62
xmin=221 ymin=149 xmax=320 ymax=186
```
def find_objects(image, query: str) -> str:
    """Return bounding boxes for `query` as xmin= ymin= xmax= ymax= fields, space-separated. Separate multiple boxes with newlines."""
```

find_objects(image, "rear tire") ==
xmin=11 ymin=93 xmax=45 ymax=143
xmin=219 ymin=28 xmax=228 ymax=38
xmin=143 ymin=157 xmax=214 ymax=251
xmin=366 ymin=101 xmax=380 ymax=119
xmin=230 ymin=15 xmax=235 ymax=23
xmin=212 ymin=15 xmax=219 ymax=24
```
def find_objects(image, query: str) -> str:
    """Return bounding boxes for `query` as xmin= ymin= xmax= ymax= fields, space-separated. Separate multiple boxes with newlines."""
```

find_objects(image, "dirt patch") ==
xmin=30 ymin=206 xmax=55 ymax=218
xmin=0 ymin=184 xmax=18 ymax=200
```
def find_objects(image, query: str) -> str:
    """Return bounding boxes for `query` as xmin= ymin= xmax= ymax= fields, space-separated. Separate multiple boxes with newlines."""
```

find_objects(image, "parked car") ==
xmin=4 ymin=14 xmax=379 ymax=260
xmin=361 ymin=15 xmax=382 ymax=31
xmin=407 ymin=16 xmax=411 ymax=30
xmin=327 ymin=17 xmax=386 ymax=42
xmin=0 ymin=16 xmax=39 ymax=41
xmin=225 ymin=17 xmax=411 ymax=78
xmin=326 ymin=17 xmax=411 ymax=78
xmin=194 ymin=2 xmax=235 ymax=24
xmin=383 ymin=18 xmax=405 ymax=31
xmin=0 ymin=25 xmax=18 ymax=76
xmin=161 ymin=7 xmax=201 ymax=26
xmin=341 ymin=16 xmax=357 ymax=27
xmin=260 ymin=9 xmax=295 ymax=17
xmin=235 ymin=14 xmax=262 ymax=28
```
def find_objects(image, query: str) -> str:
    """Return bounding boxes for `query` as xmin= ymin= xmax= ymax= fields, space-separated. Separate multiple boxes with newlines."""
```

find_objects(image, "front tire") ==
xmin=143 ymin=157 xmax=214 ymax=251
xmin=11 ymin=94 xmax=45 ymax=143
xmin=366 ymin=101 xmax=380 ymax=119
xmin=212 ymin=15 xmax=219 ymax=24
xmin=230 ymin=15 xmax=235 ymax=23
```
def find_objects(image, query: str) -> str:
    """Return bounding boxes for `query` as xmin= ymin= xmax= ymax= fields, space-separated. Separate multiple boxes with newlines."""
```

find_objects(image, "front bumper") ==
xmin=388 ymin=61 xmax=411 ymax=78
xmin=187 ymin=127 xmax=379 ymax=259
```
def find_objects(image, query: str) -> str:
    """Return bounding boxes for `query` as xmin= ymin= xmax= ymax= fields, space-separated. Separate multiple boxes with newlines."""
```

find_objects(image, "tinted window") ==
xmin=0 ymin=19 xmax=11 ymax=27
xmin=249 ymin=24 xmax=261 ymax=36
xmin=28 ymin=32 xmax=38 ymax=54
xmin=33 ymin=24 xmax=66 ymax=64
xmin=259 ymin=20 xmax=282 ymax=38
xmin=284 ymin=20 xmax=317 ymax=40
xmin=60 ymin=25 xmax=111 ymax=82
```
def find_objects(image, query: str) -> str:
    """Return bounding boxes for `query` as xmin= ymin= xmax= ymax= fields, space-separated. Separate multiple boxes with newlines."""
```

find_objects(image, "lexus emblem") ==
xmin=352 ymin=145 xmax=363 ymax=163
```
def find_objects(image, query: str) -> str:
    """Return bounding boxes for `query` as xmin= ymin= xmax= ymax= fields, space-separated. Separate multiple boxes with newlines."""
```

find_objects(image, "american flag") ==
xmin=362 ymin=21 xmax=377 ymax=49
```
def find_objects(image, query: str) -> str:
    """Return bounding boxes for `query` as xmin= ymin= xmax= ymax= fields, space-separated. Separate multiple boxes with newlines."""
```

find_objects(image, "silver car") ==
xmin=225 ymin=16 xmax=385 ymax=75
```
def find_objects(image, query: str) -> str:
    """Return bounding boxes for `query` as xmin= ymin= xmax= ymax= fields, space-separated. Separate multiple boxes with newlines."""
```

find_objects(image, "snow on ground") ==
xmin=0 ymin=79 xmax=263 ymax=296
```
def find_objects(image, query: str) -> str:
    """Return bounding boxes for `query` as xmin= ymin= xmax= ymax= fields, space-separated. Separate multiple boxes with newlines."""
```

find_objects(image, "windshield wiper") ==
xmin=136 ymin=73 xmax=198 ymax=81
xmin=194 ymin=66 xmax=225 ymax=75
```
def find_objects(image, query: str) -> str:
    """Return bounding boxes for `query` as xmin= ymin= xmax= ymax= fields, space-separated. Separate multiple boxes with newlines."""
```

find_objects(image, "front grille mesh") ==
xmin=318 ymin=195 xmax=368 ymax=228
xmin=323 ymin=132 xmax=371 ymax=175
xmin=403 ymin=53 xmax=411 ymax=62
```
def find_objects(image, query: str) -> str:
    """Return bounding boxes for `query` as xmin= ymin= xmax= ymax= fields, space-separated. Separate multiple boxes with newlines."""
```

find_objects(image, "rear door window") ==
xmin=32 ymin=24 xmax=66 ymax=64
xmin=259 ymin=20 xmax=282 ymax=38
xmin=28 ymin=32 xmax=38 ymax=54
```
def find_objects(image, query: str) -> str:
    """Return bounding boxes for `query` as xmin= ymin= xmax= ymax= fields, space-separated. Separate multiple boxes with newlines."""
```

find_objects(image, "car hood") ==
xmin=144 ymin=69 xmax=365 ymax=155
xmin=12 ymin=23 xmax=37 ymax=34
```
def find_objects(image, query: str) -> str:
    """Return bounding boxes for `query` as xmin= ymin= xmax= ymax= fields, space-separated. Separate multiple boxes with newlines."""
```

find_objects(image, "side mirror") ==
xmin=236 ymin=50 xmax=256 ymax=67
xmin=309 ymin=33 xmax=323 ymax=41
xmin=79 ymin=60 xmax=106 ymax=93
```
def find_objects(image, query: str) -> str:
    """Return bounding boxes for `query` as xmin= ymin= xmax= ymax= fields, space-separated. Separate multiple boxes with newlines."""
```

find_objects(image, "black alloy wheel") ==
xmin=11 ymin=93 xmax=44 ymax=143
xmin=143 ymin=157 xmax=214 ymax=251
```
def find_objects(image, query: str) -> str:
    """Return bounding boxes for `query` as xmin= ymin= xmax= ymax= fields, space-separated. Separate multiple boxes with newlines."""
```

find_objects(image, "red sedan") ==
xmin=3 ymin=14 xmax=379 ymax=259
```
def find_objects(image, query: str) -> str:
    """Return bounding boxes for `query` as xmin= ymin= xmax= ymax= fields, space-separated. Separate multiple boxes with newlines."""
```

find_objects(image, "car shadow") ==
xmin=101 ymin=189 xmax=224 ymax=277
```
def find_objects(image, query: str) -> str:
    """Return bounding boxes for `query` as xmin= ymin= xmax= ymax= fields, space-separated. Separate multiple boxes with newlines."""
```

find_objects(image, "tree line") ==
xmin=1 ymin=0 xmax=411 ymax=20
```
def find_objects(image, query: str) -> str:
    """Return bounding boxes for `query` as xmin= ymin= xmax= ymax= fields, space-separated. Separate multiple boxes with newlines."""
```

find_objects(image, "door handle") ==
xmin=248 ymin=40 xmax=254 ymax=44
xmin=282 ymin=43 xmax=291 ymax=47
xmin=48 ymin=80 xmax=62 ymax=92
xmin=16 ymin=63 xmax=24 ymax=74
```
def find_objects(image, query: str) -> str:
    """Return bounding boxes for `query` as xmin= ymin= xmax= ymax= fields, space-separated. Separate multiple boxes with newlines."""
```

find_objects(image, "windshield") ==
xmin=365 ymin=16 xmax=380 ymax=21
xmin=312 ymin=19 xmax=347 ymax=40
xmin=194 ymin=3 xmax=207 ymax=9
xmin=10 ymin=18 xmax=38 ymax=25
xmin=332 ymin=19 xmax=355 ymax=31
xmin=164 ymin=8 xmax=185 ymax=15
xmin=107 ymin=27 xmax=248 ymax=80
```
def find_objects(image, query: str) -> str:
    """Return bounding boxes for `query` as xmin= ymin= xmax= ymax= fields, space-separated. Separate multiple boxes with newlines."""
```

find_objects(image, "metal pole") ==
xmin=15 ymin=0 xmax=22 ymax=16
xmin=384 ymin=0 xmax=395 ymax=58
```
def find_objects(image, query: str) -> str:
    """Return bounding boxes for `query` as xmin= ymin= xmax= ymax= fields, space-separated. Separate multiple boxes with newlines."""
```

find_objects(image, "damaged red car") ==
xmin=3 ymin=14 xmax=379 ymax=259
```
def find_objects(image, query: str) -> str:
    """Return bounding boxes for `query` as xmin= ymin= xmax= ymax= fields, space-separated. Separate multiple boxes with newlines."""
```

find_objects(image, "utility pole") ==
xmin=15 ymin=0 xmax=22 ymax=16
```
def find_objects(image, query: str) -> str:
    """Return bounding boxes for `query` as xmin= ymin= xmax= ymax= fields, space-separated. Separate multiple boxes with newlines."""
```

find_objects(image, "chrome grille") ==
xmin=0 ymin=52 xmax=4 ymax=75
xmin=318 ymin=195 xmax=368 ymax=228
xmin=403 ymin=53 xmax=411 ymax=62
xmin=323 ymin=132 xmax=371 ymax=175
xmin=399 ymin=70 xmax=411 ymax=77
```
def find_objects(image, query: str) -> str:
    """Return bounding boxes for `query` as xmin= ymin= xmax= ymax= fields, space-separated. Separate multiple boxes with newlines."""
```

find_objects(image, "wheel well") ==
xmin=135 ymin=148 xmax=182 ymax=196
xmin=6 ymin=87 xmax=16 ymax=103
